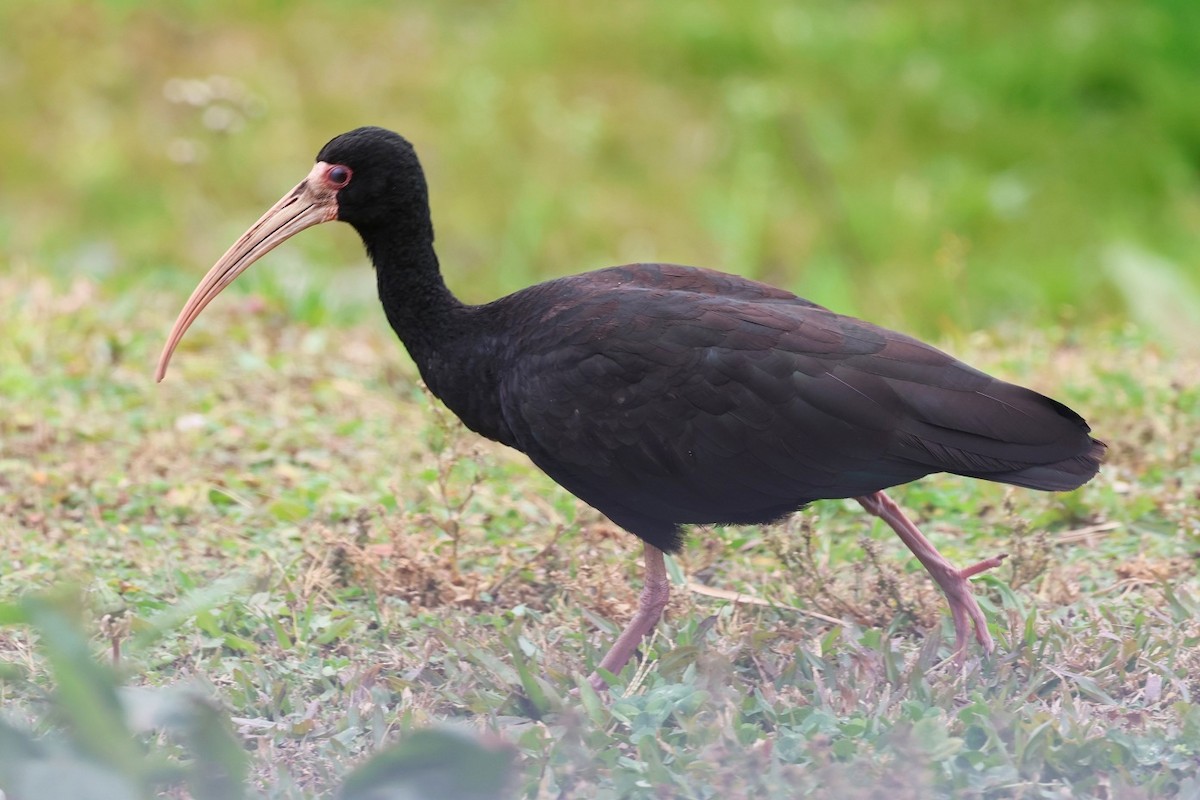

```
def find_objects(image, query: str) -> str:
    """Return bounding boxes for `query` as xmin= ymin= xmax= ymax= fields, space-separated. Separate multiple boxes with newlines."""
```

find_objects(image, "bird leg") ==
xmin=587 ymin=544 xmax=670 ymax=692
xmin=855 ymin=490 xmax=1007 ymax=657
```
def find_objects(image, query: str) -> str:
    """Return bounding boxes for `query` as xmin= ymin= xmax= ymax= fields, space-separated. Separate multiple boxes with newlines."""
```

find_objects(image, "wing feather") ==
xmin=486 ymin=264 xmax=1101 ymax=549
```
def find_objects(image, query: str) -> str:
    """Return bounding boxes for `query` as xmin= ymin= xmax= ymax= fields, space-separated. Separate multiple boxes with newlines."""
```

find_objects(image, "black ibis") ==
xmin=157 ymin=127 xmax=1104 ymax=691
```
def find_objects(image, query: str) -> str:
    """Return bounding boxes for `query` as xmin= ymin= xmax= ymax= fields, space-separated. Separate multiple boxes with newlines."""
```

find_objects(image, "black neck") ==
xmin=362 ymin=227 xmax=514 ymax=445
xmin=364 ymin=228 xmax=468 ymax=359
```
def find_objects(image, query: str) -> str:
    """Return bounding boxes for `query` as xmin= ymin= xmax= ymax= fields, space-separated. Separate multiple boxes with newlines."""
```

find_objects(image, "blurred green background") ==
xmin=2 ymin=0 xmax=1198 ymax=338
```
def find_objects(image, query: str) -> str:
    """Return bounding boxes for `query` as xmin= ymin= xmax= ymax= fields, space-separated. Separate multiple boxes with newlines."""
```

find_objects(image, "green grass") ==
xmin=2 ymin=273 xmax=1198 ymax=797
xmin=3 ymin=1 xmax=1200 ymax=797
xmin=2 ymin=1 xmax=1198 ymax=335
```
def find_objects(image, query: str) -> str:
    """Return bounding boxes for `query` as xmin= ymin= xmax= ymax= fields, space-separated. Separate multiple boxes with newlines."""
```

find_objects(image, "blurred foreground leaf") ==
xmin=338 ymin=728 xmax=515 ymax=800
xmin=6 ymin=595 xmax=144 ymax=778
xmin=7 ymin=757 xmax=142 ymax=800
xmin=0 ymin=594 xmax=246 ymax=800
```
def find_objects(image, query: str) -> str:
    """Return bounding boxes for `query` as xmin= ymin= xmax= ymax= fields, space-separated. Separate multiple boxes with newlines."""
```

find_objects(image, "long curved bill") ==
xmin=155 ymin=162 xmax=340 ymax=382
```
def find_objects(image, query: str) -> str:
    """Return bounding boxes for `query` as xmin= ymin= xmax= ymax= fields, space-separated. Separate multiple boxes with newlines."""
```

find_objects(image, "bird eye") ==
xmin=327 ymin=165 xmax=352 ymax=187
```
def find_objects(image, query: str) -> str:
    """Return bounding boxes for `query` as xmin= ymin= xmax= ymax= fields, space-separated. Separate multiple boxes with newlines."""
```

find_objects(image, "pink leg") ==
xmin=587 ymin=544 xmax=670 ymax=691
xmin=855 ymin=491 xmax=1007 ymax=657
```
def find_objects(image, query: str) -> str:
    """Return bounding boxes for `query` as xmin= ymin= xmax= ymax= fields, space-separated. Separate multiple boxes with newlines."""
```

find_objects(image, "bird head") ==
xmin=154 ymin=126 xmax=428 ymax=382
xmin=316 ymin=127 xmax=430 ymax=236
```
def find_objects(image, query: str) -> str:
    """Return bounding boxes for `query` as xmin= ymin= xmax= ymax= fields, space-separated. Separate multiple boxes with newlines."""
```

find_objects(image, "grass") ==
xmin=3 ymin=1 xmax=1200 ymax=797
xmin=2 ymin=2 xmax=1198 ymax=336
xmin=2 ymin=272 xmax=1198 ymax=797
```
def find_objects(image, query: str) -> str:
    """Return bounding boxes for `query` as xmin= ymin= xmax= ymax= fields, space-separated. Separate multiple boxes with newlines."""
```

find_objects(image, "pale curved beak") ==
xmin=155 ymin=162 xmax=340 ymax=382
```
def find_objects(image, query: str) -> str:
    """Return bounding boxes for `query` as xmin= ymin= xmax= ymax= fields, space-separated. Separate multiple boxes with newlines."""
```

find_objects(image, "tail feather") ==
xmin=890 ymin=377 xmax=1106 ymax=493
xmin=977 ymin=437 xmax=1106 ymax=491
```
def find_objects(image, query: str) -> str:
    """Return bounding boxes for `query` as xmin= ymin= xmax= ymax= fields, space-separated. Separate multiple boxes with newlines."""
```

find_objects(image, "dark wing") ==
xmin=494 ymin=267 xmax=1103 ymax=551
xmin=859 ymin=334 xmax=1105 ymax=491
xmin=568 ymin=263 xmax=827 ymax=308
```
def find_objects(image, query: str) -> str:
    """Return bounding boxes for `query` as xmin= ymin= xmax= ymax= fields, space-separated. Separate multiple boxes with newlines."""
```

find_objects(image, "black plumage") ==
xmin=157 ymin=127 xmax=1104 ymax=690
xmin=416 ymin=262 xmax=1100 ymax=555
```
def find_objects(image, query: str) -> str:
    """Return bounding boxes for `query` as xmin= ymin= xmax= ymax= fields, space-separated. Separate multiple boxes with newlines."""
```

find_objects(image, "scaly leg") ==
xmin=587 ymin=544 xmax=670 ymax=691
xmin=856 ymin=490 xmax=1007 ymax=656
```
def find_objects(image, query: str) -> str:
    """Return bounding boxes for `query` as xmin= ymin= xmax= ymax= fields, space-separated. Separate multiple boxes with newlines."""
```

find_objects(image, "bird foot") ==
xmin=960 ymin=553 xmax=1008 ymax=580
xmin=857 ymin=491 xmax=1009 ymax=660
xmin=940 ymin=553 xmax=1007 ymax=660
xmin=585 ymin=671 xmax=611 ymax=695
